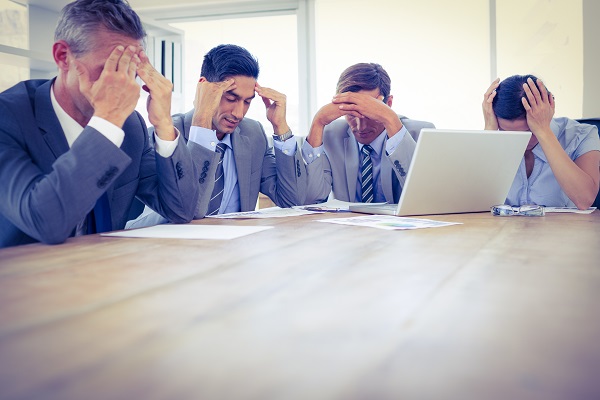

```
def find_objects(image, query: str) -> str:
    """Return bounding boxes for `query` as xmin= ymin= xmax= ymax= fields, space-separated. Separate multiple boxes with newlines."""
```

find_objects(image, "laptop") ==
xmin=349 ymin=128 xmax=531 ymax=216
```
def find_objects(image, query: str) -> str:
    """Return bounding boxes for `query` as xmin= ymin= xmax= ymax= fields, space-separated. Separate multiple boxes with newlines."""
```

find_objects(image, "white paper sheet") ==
xmin=293 ymin=199 xmax=379 ymax=213
xmin=318 ymin=215 xmax=462 ymax=230
xmin=205 ymin=207 xmax=317 ymax=219
xmin=544 ymin=207 xmax=596 ymax=214
xmin=101 ymin=225 xmax=273 ymax=240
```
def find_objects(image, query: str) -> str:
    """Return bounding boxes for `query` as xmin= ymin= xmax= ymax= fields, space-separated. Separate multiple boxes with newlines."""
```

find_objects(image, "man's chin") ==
xmin=219 ymin=121 xmax=239 ymax=133
xmin=354 ymin=132 xmax=375 ymax=144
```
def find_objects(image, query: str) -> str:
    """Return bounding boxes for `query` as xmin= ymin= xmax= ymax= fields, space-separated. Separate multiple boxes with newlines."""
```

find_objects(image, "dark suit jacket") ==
xmin=0 ymin=79 xmax=199 ymax=247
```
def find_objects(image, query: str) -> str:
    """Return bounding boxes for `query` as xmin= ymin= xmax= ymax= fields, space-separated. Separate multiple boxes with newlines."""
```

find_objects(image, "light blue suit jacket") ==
xmin=305 ymin=116 xmax=435 ymax=204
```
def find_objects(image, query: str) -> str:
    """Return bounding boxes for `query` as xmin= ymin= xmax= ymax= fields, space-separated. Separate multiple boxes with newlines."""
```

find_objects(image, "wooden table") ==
xmin=1 ymin=211 xmax=599 ymax=400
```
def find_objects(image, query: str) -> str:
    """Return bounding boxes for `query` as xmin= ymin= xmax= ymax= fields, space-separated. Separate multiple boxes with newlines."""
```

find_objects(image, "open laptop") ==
xmin=349 ymin=128 xmax=531 ymax=216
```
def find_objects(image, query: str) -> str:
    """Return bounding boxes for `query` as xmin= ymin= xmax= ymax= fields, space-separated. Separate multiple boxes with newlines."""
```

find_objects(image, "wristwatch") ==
xmin=272 ymin=130 xmax=294 ymax=142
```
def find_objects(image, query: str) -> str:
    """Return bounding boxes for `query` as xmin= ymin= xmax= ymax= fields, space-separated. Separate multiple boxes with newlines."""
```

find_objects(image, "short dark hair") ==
xmin=201 ymin=44 xmax=260 ymax=82
xmin=493 ymin=74 xmax=543 ymax=120
xmin=336 ymin=63 xmax=391 ymax=102
xmin=55 ymin=0 xmax=146 ymax=56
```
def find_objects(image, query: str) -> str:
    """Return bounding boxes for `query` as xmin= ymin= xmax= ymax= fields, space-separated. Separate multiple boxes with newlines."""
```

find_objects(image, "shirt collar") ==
xmin=357 ymin=130 xmax=387 ymax=156
xmin=50 ymin=84 xmax=84 ymax=148
xmin=220 ymin=132 xmax=233 ymax=149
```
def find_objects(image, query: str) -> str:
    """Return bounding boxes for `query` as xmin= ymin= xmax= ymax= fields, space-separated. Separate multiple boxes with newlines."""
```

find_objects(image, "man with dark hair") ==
xmin=0 ymin=0 xmax=198 ymax=248
xmin=127 ymin=44 xmax=306 ymax=227
xmin=483 ymin=75 xmax=599 ymax=209
xmin=303 ymin=62 xmax=434 ymax=204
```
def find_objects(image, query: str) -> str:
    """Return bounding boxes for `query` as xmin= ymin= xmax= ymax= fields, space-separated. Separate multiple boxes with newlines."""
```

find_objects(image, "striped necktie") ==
xmin=207 ymin=143 xmax=227 ymax=216
xmin=361 ymin=144 xmax=374 ymax=203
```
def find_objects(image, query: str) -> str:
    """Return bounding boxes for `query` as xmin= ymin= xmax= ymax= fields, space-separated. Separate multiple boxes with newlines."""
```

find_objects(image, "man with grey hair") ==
xmin=0 ymin=0 xmax=199 ymax=247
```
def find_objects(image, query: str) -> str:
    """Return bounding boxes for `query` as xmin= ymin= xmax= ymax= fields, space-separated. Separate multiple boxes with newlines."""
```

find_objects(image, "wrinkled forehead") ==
xmin=225 ymin=75 xmax=257 ymax=100
xmin=84 ymin=29 xmax=144 ymax=56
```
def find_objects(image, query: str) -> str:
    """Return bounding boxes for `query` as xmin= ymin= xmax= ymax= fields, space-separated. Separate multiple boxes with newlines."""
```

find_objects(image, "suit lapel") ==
xmin=231 ymin=127 xmax=252 ymax=211
xmin=344 ymin=130 xmax=358 ymax=202
xmin=35 ymin=80 xmax=69 ymax=160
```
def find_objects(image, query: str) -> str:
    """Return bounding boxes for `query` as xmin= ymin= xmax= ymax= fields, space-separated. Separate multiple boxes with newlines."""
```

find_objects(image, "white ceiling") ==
xmin=23 ymin=0 xmax=296 ymax=25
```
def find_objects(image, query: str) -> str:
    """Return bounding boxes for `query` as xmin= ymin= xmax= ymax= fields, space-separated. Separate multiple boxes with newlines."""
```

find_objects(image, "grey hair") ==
xmin=54 ymin=0 xmax=146 ymax=56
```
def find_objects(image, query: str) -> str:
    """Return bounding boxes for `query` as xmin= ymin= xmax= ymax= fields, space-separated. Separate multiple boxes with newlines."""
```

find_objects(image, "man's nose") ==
xmin=354 ymin=117 xmax=363 ymax=131
xmin=232 ymin=101 xmax=244 ymax=120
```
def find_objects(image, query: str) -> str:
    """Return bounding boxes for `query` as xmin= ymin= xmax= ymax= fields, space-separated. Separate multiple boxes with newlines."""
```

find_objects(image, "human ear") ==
xmin=386 ymin=94 xmax=394 ymax=107
xmin=52 ymin=40 xmax=70 ymax=71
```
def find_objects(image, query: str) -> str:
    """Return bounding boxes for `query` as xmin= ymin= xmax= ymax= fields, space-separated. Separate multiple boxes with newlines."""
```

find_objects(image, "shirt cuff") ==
xmin=272 ymin=135 xmax=297 ymax=156
xmin=301 ymin=139 xmax=325 ymax=165
xmin=154 ymin=127 xmax=180 ymax=158
xmin=88 ymin=116 xmax=125 ymax=148
xmin=189 ymin=126 xmax=219 ymax=149
xmin=385 ymin=125 xmax=408 ymax=155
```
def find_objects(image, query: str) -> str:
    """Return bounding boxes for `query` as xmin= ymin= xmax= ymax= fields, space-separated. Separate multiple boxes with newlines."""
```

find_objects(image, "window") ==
xmin=0 ymin=0 xmax=29 ymax=92
xmin=171 ymin=14 xmax=300 ymax=135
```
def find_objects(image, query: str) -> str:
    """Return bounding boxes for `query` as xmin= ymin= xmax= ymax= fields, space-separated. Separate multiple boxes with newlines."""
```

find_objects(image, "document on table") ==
xmin=318 ymin=215 xmax=462 ymax=230
xmin=544 ymin=207 xmax=596 ymax=214
xmin=293 ymin=199 xmax=369 ymax=213
xmin=102 ymin=225 xmax=273 ymax=240
xmin=205 ymin=207 xmax=317 ymax=219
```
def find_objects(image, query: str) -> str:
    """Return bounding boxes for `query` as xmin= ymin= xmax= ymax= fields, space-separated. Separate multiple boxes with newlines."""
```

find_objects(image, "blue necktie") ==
xmin=207 ymin=143 xmax=227 ymax=216
xmin=361 ymin=145 xmax=374 ymax=203
xmin=87 ymin=192 xmax=111 ymax=234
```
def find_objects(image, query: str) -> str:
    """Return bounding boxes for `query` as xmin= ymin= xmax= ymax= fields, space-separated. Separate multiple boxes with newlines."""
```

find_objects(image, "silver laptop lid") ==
xmin=394 ymin=128 xmax=531 ymax=216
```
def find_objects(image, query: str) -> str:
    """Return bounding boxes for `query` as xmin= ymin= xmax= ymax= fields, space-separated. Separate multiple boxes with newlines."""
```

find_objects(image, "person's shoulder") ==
xmin=171 ymin=109 xmax=194 ymax=127
xmin=238 ymin=117 xmax=262 ymax=132
xmin=0 ymin=79 xmax=49 ymax=107
xmin=236 ymin=117 xmax=269 ymax=142
xmin=555 ymin=117 xmax=596 ymax=138
xmin=399 ymin=115 xmax=436 ymax=129
xmin=121 ymin=111 xmax=149 ymax=147
xmin=553 ymin=117 xmax=600 ymax=151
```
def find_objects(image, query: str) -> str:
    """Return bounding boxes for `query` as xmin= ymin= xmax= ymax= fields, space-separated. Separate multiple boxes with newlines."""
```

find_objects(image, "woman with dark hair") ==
xmin=482 ymin=75 xmax=600 ymax=209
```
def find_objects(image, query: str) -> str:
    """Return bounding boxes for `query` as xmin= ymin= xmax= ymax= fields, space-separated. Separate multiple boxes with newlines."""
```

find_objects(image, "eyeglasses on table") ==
xmin=491 ymin=204 xmax=545 ymax=217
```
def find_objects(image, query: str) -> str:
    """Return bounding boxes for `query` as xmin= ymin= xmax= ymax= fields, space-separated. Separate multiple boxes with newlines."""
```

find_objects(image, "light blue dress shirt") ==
xmin=189 ymin=126 xmax=297 ymax=213
xmin=505 ymin=117 xmax=600 ymax=207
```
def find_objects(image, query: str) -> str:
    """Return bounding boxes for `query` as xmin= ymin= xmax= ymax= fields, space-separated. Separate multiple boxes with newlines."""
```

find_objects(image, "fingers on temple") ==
xmin=105 ymin=45 xmax=125 ymax=72
xmin=118 ymin=46 xmax=136 ymax=75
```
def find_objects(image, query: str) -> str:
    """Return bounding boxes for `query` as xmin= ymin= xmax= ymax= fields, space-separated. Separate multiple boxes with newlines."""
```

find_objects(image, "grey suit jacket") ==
xmin=0 ymin=79 xmax=199 ymax=247
xmin=127 ymin=109 xmax=307 ymax=228
xmin=305 ymin=115 xmax=435 ymax=204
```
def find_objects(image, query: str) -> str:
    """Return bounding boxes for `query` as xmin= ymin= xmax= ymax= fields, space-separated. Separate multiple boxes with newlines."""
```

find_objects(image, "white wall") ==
xmin=496 ymin=0 xmax=583 ymax=120
xmin=314 ymin=0 xmax=491 ymax=129
xmin=3 ymin=0 xmax=597 ymax=123
xmin=583 ymin=0 xmax=600 ymax=118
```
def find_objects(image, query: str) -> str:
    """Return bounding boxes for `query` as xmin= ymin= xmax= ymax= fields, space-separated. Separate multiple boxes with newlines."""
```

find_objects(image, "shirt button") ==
xmin=317 ymin=153 xmax=320 ymax=157
xmin=308 ymin=154 xmax=313 ymax=158
xmin=283 ymin=150 xmax=289 ymax=155
xmin=210 ymin=141 xmax=216 ymax=147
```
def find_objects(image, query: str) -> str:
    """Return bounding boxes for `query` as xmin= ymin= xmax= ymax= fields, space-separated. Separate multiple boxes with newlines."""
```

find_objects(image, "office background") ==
xmin=1 ymin=0 xmax=598 ymax=135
